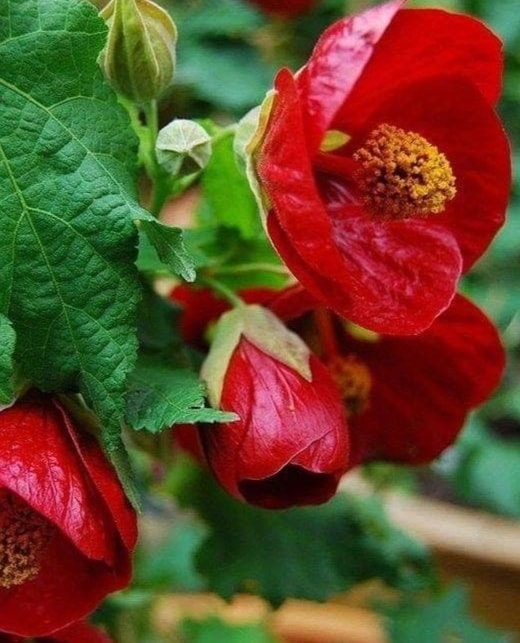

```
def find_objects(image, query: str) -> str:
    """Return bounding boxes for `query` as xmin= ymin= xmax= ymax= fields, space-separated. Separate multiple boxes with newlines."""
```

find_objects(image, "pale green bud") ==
xmin=99 ymin=0 xmax=177 ymax=103
xmin=156 ymin=119 xmax=212 ymax=176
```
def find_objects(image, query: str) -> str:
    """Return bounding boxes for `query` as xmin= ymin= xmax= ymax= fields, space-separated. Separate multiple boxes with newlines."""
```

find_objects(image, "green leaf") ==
xmin=387 ymin=586 xmax=513 ymax=643
xmin=451 ymin=423 xmax=520 ymax=519
xmin=0 ymin=0 xmax=150 ymax=487
xmin=136 ymin=514 xmax=208 ymax=592
xmin=175 ymin=464 xmax=433 ymax=606
xmin=180 ymin=616 xmax=277 ymax=643
xmin=0 ymin=314 xmax=16 ymax=406
xmin=137 ymin=219 xmax=196 ymax=282
xmin=125 ymin=355 xmax=236 ymax=433
xmin=201 ymin=134 xmax=261 ymax=239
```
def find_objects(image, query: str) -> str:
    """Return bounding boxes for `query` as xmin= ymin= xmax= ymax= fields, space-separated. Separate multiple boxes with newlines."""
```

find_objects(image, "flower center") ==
xmin=0 ymin=491 xmax=54 ymax=589
xmin=327 ymin=355 xmax=372 ymax=417
xmin=353 ymin=124 xmax=456 ymax=219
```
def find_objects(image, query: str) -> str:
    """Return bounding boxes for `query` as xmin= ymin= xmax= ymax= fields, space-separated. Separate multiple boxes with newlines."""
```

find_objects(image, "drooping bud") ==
xmin=99 ymin=0 xmax=177 ymax=103
xmin=199 ymin=305 xmax=350 ymax=509
xmin=156 ymin=119 xmax=212 ymax=176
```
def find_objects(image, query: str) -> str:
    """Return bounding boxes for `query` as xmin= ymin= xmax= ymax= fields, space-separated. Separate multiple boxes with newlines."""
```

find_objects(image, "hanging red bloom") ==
xmin=0 ymin=393 xmax=137 ymax=638
xmin=199 ymin=304 xmax=349 ymax=509
xmin=305 ymin=293 xmax=505 ymax=465
xmin=247 ymin=0 xmax=317 ymax=18
xmin=248 ymin=0 xmax=510 ymax=334
xmin=0 ymin=620 xmax=112 ymax=642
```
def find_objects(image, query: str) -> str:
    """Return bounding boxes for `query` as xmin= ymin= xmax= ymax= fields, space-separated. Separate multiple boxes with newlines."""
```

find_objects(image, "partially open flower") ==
xmin=199 ymin=305 xmax=349 ymax=509
xmin=0 ymin=393 xmax=137 ymax=638
xmin=247 ymin=0 xmax=510 ymax=334
xmin=292 ymin=291 xmax=505 ymax=465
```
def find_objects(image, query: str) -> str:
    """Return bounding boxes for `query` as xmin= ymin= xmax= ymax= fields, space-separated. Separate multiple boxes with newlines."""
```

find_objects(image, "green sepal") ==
xmin=200 ymin=304 xmax=311 ymax=407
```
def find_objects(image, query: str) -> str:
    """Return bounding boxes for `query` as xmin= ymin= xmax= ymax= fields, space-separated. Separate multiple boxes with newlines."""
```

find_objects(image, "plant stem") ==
xmin=313 ymin=307 xmax=339 ymax=359
xmin=210 ymin=262 xmax=289 ymax=276
xmin=198 ymin=275 xmax=245 ymax=308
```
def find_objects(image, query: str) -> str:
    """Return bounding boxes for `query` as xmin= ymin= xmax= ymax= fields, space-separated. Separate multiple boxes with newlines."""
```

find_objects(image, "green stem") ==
xmin=198 ymin=275 xmax=245 ymax=308
xmin=211 ymin=262 xmax=289 ymax=277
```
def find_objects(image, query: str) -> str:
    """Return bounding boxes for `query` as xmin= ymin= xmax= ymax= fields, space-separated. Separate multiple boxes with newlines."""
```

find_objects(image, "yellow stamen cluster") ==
xmin=353 ymin=124 xmax=456 ymax=219
xmin=327 ymin=355 xmax=372 ymax=417
xmin=0 ymin=491 xmax=54 ymax=589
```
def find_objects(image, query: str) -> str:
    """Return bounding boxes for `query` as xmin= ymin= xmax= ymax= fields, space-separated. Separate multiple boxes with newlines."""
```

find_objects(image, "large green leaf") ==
xmin=175 ymin=464 xmax=433 ymax=606
xmin=0 ymin=0 xmax=144 ymax=451
xmin=125 ymin=355 xmax=236 ymax=432
xmin=0 ymin=314 xmax=15 ymax=406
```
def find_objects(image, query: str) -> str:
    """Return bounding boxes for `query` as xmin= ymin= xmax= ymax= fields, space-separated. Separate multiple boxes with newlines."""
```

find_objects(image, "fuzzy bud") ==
xmin=99 ymin=0 xmax=177 ymax=103
xmin=156 ymin=119 xmax=212 ymax=176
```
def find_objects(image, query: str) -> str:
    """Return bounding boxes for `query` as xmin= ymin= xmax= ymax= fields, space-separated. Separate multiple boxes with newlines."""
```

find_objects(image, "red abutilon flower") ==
xmin=247 ymin=0 xmax=317 ymax=18
xmin=0 ymin=620 xmax=112 ymax=642
xmin=199 ymin=304 xmax=349 ymax=509
xmin=0 ymin=393 xmax=137 ymax=638
xmin=308 ymin=293 xmax=505 ymax=465
xmin=246 ymin=0 xmax=510 ymax=335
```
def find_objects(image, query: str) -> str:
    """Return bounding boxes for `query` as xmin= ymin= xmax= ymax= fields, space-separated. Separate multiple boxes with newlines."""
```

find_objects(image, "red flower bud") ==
xmin=199 ymin=305 xmax=349 ymax=509
xmin=0 ymin=393 xmax=137 ymax=638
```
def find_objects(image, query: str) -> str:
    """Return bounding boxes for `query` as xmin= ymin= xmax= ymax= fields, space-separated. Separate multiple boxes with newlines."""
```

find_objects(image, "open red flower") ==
xmin=249 ymin=0 xmax=510 ymax=334
xmin=302 ymin=293 xmax=505 ymax=465
xmin=199 ymin=304 xmax=349 ymax=509
xmin=0 ymin=393 xmax=137 ymax=638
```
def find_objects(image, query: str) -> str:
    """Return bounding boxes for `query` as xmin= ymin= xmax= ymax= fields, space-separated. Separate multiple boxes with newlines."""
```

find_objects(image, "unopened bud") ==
xmin=156 ymin=119 xmax=212 ymax=175
xmin=99 ymin=0 xmax=177 ymax=103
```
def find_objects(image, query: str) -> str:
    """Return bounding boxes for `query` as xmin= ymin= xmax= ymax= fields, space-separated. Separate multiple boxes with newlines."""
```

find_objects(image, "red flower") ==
xmin=247 ymin=0 xmax=317 ymax=17
xmin=199 ymin=304 xmax=349 ymax=509
xmin=249 ymin=0 xmax=510 ymax=334
xmin=0 ymin=393 xmax=137 ymax=638
xmin=305 ymin=293 xmax=505 ymax=465
xmin=0 ymin=620 xmax=112 ymax=642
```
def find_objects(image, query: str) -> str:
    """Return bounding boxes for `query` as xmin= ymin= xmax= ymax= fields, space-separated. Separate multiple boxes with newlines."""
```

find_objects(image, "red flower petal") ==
xmin=340 ymin=75 xmax=511 ymax=271
xmin=0 ymin=525 xmax=129 ymax=637
xmin=344 ymin=295 xmax=505 ymax=464
xmin=337 ymin=7 xmax=503 ymax=135
xmin=42 ymin=620 xmax=112 ymax=643
xmin=296 ymin=0 xmax=403 ymax=150
xmin=247 ymin=0 xmax=317 ymax=17
xmin=270 ymin=207 xmax=463 ymax=334
xmin=200 ymin=338 xmax=349 ymax=509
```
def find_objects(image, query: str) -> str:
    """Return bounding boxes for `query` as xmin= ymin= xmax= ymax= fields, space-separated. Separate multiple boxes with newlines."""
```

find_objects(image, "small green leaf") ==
xmin=180 ymin=616 xmax=277 ymax=643
xmin=0 ymin=314 xmax=16 ymax=406
xmin=138 ymin=218 xmax=196 ymax=282
xmin=201 ymin=134 xmax=261 ymax=239
xmin=175 ymin=464 xmax=433 ymax=606
xmin=125 ymin=355 xmax=236 ymax=433
xmin=387 ymin=586 xmax=513 ymax=643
